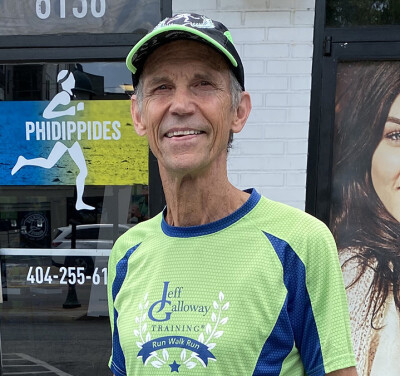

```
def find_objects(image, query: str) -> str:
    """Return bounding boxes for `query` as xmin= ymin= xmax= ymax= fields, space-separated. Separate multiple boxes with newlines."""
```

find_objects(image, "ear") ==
xmin=231 ymin=91 xmax=251 ymax=134
xmin=131 ymin=95 xmax=147 ymax=136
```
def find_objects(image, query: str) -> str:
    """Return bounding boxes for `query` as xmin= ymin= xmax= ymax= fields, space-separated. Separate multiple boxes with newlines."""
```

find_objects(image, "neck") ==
xmin=160 ymin=162 xmax=250 ymax=227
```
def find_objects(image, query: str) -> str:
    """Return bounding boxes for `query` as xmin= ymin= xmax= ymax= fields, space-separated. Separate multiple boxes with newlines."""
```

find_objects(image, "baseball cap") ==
xmin=126 ymin=13 xmax=245 ymax=90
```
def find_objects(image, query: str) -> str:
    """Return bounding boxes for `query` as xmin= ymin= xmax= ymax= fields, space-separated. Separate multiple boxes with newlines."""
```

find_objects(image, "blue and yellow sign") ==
xmin=0 ymin=100 xmax=148 ymax=186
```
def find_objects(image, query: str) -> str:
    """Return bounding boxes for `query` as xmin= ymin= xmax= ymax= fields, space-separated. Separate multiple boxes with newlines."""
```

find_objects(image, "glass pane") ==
xmin=0 ymin=61 xmax=149 ymax=375
xmin=326 ymin=0 xmax=400 ymax=27
xmin=0 ymin=62 xmax=134 ymax=101
xmin=0 ymin=0 xmax=161 ymax=36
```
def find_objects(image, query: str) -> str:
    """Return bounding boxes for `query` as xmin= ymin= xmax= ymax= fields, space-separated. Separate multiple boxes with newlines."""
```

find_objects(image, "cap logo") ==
xmin=155 ymin=14 xmax=215 ymax=30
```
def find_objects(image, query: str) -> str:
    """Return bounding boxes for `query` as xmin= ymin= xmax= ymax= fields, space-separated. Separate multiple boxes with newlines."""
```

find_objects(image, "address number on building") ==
xmin=27 ymin=266 xmax=107 ymax=285
xmin=36 ymin=0 xmax=106 ymax=20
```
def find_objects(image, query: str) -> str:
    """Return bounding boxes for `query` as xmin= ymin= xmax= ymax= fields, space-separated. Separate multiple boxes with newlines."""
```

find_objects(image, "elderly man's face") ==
xmin=132 ymin=40 xmax=245 ymax=177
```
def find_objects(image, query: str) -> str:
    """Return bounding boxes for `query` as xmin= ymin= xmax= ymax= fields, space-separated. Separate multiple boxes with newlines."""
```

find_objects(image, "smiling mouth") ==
xmin=165 ymin=130 xmax=203 ymax=138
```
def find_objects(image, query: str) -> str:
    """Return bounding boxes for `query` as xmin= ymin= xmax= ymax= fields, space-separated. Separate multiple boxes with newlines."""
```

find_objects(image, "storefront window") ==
xmin=326 ymin=0 xmax=400 ymax=27
xmin=0 ymin=0 xmax=161 ymax=35
xmin=0 ymin=62 xmax=148 ymax=375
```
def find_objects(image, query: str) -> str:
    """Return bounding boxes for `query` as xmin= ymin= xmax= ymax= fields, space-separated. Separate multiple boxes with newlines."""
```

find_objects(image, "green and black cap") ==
xmin=126 ymin=13 xmax=245 ymax=90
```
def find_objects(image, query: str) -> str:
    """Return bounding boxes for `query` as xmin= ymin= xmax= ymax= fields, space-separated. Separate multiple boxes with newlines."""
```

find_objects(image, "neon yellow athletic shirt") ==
xmin=108 ymin=189 xmax=355 ymax=375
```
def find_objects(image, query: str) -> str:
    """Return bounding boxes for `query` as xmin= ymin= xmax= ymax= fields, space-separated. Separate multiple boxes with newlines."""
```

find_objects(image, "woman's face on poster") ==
xmin=371 ymin=94 xmax=400 ymax=222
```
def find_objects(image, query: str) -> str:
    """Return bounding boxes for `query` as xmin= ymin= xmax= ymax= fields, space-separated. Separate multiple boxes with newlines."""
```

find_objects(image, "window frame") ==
xmin=307 ymin=0 xmax=400 ymax=222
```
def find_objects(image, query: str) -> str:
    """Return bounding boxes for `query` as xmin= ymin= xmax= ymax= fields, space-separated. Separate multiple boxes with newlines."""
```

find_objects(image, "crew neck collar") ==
xmin=161 ymin=188 xmax=260 ymax=238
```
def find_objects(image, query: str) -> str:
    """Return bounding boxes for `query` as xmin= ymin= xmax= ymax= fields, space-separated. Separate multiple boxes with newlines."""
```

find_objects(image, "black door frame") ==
xmin=306 ymin=0 xmax=400 ymax=224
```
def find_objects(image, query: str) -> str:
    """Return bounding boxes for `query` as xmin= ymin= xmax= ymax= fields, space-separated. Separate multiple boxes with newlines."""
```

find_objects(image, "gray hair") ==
xmin=227 ymin=71 xmax=243 ymax=149
xmin=133 ymin=70 xmax=243 ymax=149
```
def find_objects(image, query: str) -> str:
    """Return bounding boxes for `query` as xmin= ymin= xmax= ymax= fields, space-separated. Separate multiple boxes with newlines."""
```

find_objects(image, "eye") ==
xmin=193 ymin=80 xmax=215 ymax=92
xmin=156 ymin=84 xmax=168 ymax=91
xmin=386 ymin=131 xmax=400 ymax=141
xmin=150 ymin=84 xmax=173 ymax=95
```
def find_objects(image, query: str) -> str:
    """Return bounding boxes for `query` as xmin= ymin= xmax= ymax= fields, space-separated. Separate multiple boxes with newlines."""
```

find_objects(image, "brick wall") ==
xmin=172 ymin=0 xmax=315 ymax=209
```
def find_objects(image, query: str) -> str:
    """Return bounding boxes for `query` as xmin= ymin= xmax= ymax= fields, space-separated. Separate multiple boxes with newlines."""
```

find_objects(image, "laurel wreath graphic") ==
xmin=134 ymin=291 xmax=229 ymax=370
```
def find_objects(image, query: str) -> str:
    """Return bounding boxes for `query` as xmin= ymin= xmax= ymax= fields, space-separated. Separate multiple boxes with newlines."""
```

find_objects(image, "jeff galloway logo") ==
xmin=134 ymin=282 xmax=229 ymax=372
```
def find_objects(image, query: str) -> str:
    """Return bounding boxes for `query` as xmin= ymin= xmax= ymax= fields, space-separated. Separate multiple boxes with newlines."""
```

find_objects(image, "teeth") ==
xmin=166 ymin=130 xmax=202 ymax=138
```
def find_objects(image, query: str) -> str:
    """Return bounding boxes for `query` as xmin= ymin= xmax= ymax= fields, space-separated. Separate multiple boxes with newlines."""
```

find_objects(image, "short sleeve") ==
xmin=301 ymin=222 xmax=357 ymax=374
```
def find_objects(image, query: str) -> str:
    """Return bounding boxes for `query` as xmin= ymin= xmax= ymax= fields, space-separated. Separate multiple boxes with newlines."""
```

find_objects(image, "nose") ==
xmin=169 ymin=86 xmax=196 ymax=116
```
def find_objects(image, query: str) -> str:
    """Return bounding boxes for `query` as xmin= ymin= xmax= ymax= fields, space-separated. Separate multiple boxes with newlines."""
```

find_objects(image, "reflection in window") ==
xmin=0 ymin=62 xmax=149 ymax=376
xmin=0 ymin=61 xmax=133 ymax=101
xmin=326 ymin=0 xmax=400 ymax=27
xmin=0 ymin=61 xmax=145 ymax=252
xmin=0 ymin=61 xmax=148 ymax=375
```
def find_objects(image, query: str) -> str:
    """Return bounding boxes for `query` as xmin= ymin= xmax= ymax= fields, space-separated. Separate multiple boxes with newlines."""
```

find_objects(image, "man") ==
xmin=108 ymin=13 xmax=357 ymax=376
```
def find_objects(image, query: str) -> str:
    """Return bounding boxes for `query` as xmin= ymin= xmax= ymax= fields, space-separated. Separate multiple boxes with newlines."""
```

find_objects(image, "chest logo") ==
xmin=134 ymin=281 xmax=230 ymax=371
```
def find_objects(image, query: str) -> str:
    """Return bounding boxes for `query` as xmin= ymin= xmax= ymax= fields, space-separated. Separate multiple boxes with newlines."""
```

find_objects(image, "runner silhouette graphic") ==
xmin=11 ymin=69 xmax=94 ymax=211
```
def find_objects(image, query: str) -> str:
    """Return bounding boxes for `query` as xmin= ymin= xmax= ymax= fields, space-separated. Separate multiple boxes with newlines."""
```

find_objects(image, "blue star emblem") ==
xmin=169 ymin=360 xmax=181 ymax=372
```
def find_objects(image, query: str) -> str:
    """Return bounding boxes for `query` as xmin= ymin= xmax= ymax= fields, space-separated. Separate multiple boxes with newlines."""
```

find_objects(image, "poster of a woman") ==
xmin=331 ymin=61 xmax=400 ymax=376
